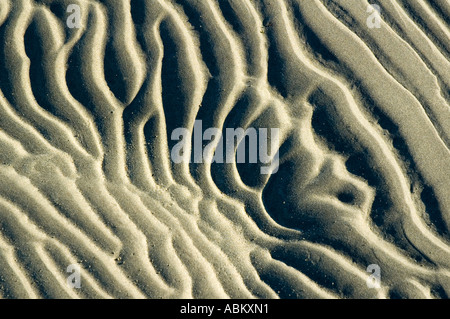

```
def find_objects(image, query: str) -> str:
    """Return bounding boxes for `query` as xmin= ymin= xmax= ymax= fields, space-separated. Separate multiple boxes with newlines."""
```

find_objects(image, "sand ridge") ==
xmin=0 ymin=0 xmax=448 ymax=299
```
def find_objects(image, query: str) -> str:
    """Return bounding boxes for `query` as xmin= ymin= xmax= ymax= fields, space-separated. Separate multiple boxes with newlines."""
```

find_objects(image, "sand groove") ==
xmin=0 ymin=0 xmax=449 ymax=298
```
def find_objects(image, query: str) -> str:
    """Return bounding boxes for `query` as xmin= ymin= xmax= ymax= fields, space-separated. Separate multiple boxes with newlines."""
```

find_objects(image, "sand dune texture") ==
xmin=0 ymin=0 xmax=449 ymax=299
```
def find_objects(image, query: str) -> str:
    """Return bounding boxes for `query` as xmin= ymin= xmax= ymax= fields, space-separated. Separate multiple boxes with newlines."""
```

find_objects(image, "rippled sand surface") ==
xmin=0 ymin=0 xmax=449 ymax=298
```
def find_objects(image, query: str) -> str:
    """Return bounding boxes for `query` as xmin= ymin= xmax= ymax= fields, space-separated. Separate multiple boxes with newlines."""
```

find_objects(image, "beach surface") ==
xmin=0 ymin=0 xmax=449 ymax=298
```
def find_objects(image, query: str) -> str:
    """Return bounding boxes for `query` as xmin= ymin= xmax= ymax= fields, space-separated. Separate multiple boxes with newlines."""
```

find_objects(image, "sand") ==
xmin=0 ymin=0 xmax=449 ymax=299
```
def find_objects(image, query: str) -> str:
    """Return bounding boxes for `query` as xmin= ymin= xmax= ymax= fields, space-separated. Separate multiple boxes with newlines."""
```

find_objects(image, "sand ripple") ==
xmin=0 ymin=0 xmax=449 ymax=298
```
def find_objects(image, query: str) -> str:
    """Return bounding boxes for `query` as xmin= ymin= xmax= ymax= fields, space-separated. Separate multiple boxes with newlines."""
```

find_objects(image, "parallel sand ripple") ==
xmin=0 ymin=0 xmax=449 ymax=298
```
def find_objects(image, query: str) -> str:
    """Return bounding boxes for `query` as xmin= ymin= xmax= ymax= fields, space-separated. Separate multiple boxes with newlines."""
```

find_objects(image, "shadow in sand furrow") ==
xmin=321 ymin=0 xmax=450 ymax=149
xmin=427 ymin=0 xmax=450 ymax=28
xmin=308 ymin=88 xmax=443 ymax=265
xmin=371 ymin=1 xmax=450 ymax=108
xmin=215 ymin=0 xmax=254 ymax=75
xmin=102 ymin=0 xmax=146 ymax=106
xmin=0 ymin=0 xmax=449 ymax=299
xmin=47 ymin=1 xmax=71 ymax=43
xmin=159 ymin=19 xmax=192 ymax=154
xmin=173 ymin=0 xmax=241 ymax=123
xmin=265 ymin=26 xmax=289 ymax=99
xmin=399 ymin=0 xmax=450 ymax=59
xmin=292 ymin=2 xmax=447 ymax=248
xmin=268 ymin=244 xmax=384 ymax=299
xmin=174 ymin=0 xmax=226 ymax=131
xmin=358 ymin=86 xmax=449 ymax=242
xmin=23 ymin=14 xmax=99 ymax=159
xmin=103 ymin=41 xmax=128 ymax=104
xmin=249 ymin=249 xmax=338 ymax=299
xmin=289 ymin=1 xmax=339 ymax=65
xmin=175 ymin=0 xmax=221 ymax=78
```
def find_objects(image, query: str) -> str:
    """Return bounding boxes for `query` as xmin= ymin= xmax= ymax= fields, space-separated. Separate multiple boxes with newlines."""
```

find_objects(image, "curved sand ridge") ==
xmin=0 ymin=0 xmax=449 ymax=298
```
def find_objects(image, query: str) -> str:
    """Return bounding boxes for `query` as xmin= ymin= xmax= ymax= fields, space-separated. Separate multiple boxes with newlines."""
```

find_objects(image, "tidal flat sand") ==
xmin=0 ymin=0 xmax=449 ymax=299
